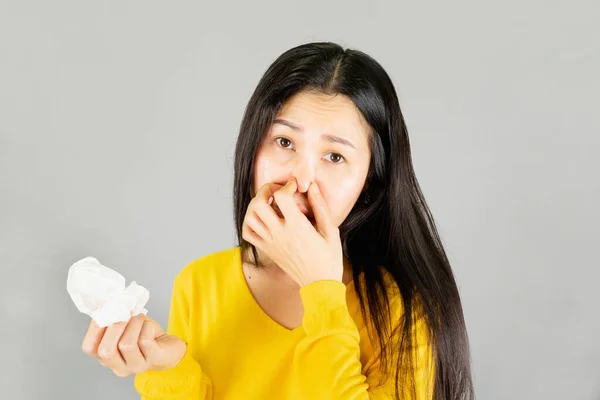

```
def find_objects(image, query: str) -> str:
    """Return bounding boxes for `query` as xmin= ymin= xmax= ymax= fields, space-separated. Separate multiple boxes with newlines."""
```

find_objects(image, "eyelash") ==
xmin=275 ymin=137 xmax=346 ymax=164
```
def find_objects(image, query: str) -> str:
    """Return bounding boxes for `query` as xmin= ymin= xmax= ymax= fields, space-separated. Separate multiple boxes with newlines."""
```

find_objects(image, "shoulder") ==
xmin=352 ymin=266 xmax=402 ymax=312
xmin=376 ymin=268 xmax=432 ymax=364
xmin=353 ymin=266 xmax=429 ymax=338
xmin=172 ymin=246 xmax=241 ymax=291
xmin=356 ymin=267 xmax=434 ymax=382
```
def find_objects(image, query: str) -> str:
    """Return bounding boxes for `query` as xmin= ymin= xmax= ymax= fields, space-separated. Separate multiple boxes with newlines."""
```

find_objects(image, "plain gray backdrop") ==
xmin=1 ymin=1 xmax=598 ymax=399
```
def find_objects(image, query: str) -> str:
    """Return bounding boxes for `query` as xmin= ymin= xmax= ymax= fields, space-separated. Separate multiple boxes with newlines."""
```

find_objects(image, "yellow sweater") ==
xmin=134 ymin=246 xmax=433 ymax=399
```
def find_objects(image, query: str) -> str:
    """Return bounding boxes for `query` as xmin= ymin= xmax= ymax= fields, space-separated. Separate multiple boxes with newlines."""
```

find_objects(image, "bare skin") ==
xmin=241 ymin=246 xmax=353 ymax=330
xmin=83 ymin=90 xmax=369 ymax=376
xmin=81 ymin=314 xmax=185 ymax=377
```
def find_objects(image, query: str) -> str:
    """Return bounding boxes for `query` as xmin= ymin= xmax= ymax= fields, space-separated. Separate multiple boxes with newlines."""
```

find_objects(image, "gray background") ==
xmin=1 ymin=1 xmax=598 ymax=399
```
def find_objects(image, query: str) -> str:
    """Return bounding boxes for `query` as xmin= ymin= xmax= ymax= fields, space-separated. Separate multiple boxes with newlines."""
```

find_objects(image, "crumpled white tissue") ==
xmin=67 ymin=256 xmax=149 ymax=327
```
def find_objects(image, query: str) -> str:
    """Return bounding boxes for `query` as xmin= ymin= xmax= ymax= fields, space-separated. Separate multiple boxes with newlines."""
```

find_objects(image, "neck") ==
xmin=242 ymin=245 xmax=353 ymax=286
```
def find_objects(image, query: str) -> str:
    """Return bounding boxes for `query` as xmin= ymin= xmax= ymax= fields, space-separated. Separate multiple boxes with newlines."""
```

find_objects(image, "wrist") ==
xmin=300 ymin=263 xmax=343 ymax=287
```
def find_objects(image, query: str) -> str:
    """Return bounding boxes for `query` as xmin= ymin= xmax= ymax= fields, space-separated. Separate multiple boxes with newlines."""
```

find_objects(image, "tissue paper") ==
xmin=66 ymin=256 xmax=149 ymax=327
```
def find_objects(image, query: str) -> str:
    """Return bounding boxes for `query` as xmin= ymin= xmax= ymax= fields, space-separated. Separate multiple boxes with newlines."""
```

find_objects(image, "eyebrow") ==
xmin=272 ymin=118 xmax=357 ymax=150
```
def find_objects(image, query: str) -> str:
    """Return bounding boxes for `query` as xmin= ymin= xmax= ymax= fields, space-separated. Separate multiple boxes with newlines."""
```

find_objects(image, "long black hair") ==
xmin=233 ymin=41 xmax=475 ymax=400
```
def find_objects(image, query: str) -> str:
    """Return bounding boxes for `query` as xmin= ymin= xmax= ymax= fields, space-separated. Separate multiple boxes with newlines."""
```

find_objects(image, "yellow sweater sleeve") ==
xmin=133 ymin=271 xmax=213 ymax=400
xmin=294 ymin=280 xmax=434 ymax=400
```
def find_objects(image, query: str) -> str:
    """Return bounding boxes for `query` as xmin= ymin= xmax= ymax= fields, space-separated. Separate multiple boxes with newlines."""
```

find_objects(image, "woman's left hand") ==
xmin=242 ymin=178 xmax=344 ymax=287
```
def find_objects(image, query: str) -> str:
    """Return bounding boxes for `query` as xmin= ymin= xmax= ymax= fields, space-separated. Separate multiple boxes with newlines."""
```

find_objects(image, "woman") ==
xmin=81 ymin=41 xmax=475 ymax=399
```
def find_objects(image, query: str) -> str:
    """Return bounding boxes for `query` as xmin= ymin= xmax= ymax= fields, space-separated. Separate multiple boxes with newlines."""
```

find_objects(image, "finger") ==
xmin=242 ymin=220 xmax=265 ymax=247
xmin=138 ymin=319 xmax=166 ymax=367
xmin=139 ymin=319 xmax=186 ymax=371
xmin=248 ymin=182 xmax=284 ymax=226
xmin=308 ymin=181 xmax=335 ymax=237
xmin=254 ymin=182 xmax=284 ymax=203
xmin=97 ymin=321 xmax=128 ymax=372
xmin=81 ymin=320 xmax=106 ymax=358
xmin=118 ymin=315 xmax=148 ymax=372
xmin=272 ymin=179 xmax=304 ymax=221
xmin=253 ymin=202 xmax=283 ymax=230
xmin=245 ymin=209 xmax=271 ymax=240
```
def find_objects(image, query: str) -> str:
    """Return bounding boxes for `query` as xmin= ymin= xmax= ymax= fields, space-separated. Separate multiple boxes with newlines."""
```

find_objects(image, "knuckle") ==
xmin=138 ymin=336 xmax=154 ymax=349
xmin=255 ymin=203 xmax=270 ymax=214
xmin=243 ymin=205 xmax=255 ymax=218
xmin=131 ymin=314 xmax=146 ymax=324
xmin=81 ymin=342 xmax=94 ymax=356
xmin=117 ymin=339 xmax=136 ymax=353
xmin=97 ymin=347 xmax=115 ymax=360
xmin=112 ymin=369 xmax=131 ymax=378
xmin=242 ymin=225 xmax=256 ymax=240
xmin=273 ymin=191 xmax=284 ymax=201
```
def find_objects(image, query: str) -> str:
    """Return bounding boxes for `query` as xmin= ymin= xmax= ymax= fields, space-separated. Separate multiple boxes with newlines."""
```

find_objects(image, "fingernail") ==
xmin=268 ymin=196 xmax=273 ymax=205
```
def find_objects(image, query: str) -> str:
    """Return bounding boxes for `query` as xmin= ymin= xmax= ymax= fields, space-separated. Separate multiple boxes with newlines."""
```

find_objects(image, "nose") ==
xmin=290 ymin=155 xmax=316 ymax=193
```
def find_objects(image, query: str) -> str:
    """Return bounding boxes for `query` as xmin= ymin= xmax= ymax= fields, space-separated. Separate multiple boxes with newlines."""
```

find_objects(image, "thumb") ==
xmin=139 ymin=318 xmax=185 ymax=370
xmin=307 ymin=182 xmax=335 ymax=238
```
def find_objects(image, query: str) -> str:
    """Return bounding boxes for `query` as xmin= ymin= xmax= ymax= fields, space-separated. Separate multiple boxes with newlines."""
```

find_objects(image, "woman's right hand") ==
xmin=81 ymin=315 xmax=186 ymax=377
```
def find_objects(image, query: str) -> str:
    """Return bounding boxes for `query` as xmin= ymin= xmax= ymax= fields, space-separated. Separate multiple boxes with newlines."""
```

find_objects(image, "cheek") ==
xmin=253 ymin=157 xmax=269 ymax=190
xmin=319 ymin=177 xmax=364 ymax=222
xmin=253 ymin=154 xmax=289 ymax=192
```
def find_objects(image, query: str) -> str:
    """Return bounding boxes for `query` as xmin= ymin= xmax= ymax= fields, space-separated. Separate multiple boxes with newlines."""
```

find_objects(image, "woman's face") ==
xmin=252 ymin=90 xmax=372 ymax=227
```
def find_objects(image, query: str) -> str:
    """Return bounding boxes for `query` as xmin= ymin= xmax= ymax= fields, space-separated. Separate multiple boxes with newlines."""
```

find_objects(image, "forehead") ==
xmin=274 ymin=91 xmax=371 ymax=147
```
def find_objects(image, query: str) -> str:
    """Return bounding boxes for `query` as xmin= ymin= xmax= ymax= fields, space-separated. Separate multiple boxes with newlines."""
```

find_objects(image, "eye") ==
xmin=275 ymin=137 xmax=293 ymax=149
xmin=326 ymin=153 xmax=345 ymax=164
